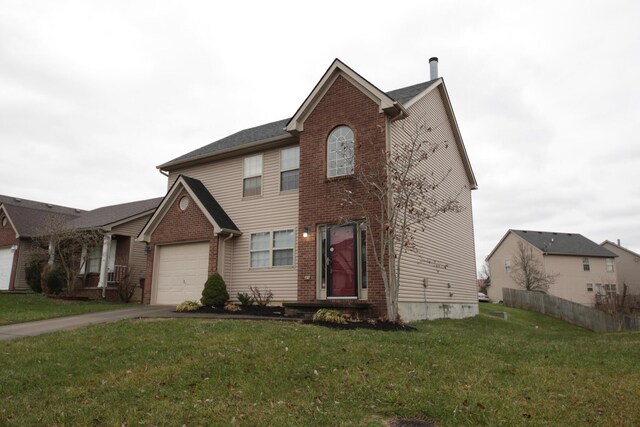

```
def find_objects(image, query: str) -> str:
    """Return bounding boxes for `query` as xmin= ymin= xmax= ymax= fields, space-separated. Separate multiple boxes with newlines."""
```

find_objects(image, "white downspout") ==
xmin=98 ymin=234 xmax=112 ymax=298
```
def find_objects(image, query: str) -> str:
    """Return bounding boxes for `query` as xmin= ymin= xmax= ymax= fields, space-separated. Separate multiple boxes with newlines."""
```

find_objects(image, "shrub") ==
xmin=201 ymin=273 xmax=229 ymax=307
xmin=224 ymin=303 xmax=241 ymax=312
xmin=25 ymin=256 xmax=46 ymax=293
xmin=250 ymin=286 xmax=273 ymax=307
xmin=176 ymin=301 xmax=200 ymax=312
xmin=313 ymin=309 xmax=346 ymax=324
xmin=237 ymin=292 xmax=253 ymax=307
xmin=41 ymin=264 xmax=65 ymax=295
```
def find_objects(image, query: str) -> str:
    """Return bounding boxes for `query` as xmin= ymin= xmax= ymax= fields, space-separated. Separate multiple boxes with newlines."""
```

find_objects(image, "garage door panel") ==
xmin=154 ymin=242 xmax=209 ymax=305
xmin=0 ymin=248 xmax=13 ymax=290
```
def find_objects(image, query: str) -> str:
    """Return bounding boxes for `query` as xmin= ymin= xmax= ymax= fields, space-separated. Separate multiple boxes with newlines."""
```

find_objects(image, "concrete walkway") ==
xmin=0 ymin=306 xmax=171 ymax=341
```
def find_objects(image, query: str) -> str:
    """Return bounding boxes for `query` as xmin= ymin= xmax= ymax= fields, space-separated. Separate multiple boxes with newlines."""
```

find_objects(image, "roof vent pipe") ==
xmin=429 ymin=57 xmax=439 ymax=80
xmin=617 ymin=239 xmax=621 ymax=246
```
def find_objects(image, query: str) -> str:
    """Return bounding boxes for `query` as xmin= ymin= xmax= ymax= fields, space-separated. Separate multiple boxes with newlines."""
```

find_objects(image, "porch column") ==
xmin=98 ymin=234 xmax=112 ymax=289
xmin=47 ymin=240 xmax=55 ymax=265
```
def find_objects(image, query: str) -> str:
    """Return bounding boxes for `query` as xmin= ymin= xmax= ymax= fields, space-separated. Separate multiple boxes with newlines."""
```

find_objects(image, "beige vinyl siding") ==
xmin=488 ymin=232 xmax=618 ymax=306
xmin=13 ymin=240 xmax=34 ymax=290
xmin=111 ymin=214 xmax=152 ymax=287
xmin=602 ymin=242 xmax=640 ymax=294
xmin=391 ymin=87 xmax=477 ymax=304
xmin=167 ymin=146 xmax=299 ymax=302
xmin=487 ymin=233 xmax=539 ymax=302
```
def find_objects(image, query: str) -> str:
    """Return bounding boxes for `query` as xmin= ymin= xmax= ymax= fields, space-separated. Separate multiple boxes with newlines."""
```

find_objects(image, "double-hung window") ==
xmin=243 ymin=154 xmax=262 ymax=197
xmin=280 ymin=146 xmax=299 ymax=191
xmin=505 ymin=259 xmax=511 ymax=273
xmin=86 ymin=246 xmax=102 ymax=273
xmin=606 ymin=258 xmax=614 ymax=272
xmin=250 ymin=229 xmax=295 ymax=267
xmin=582 ymin=257 xmax=590 ymax=271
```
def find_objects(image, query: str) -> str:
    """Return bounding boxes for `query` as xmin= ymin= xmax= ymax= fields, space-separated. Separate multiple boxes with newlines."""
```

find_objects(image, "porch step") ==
xmin=283 ymin=301 xmax=373 ymax=320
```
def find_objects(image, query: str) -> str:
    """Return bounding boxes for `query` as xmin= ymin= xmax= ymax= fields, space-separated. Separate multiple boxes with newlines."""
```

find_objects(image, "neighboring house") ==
xmin=0 ymin=195 xmax=83 ymax=290
xmin=487 ymin=229 xmax=618 ymax=306
xmin=601 ymin=240 xmax=640 ymax=295
xmin=64 ymin=197 xmax=162 ymax=300
xmin=0 ymin=194 xmax=160 ymax=301
xmin=138 ymin=58 xmax=478 ymax=321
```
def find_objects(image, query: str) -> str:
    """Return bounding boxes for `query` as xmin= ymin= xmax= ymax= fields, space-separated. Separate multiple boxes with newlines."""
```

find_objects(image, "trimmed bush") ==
xmin=313 ymin=309 xmax=346 ymax=324
xmin=176 ymin=301 xmax=200 ymax=312
xmin=201 ymin=272 xmax=229 ymax=307
xmin=41 ymin=264 xmax=65 ymax=295
xmin=25 ymin=257 xmax=45 ymax=293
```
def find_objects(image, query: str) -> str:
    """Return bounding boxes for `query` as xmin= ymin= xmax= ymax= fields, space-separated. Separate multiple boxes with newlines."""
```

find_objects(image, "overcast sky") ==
xmin=2 ymin=1 xmax=639 ymax=271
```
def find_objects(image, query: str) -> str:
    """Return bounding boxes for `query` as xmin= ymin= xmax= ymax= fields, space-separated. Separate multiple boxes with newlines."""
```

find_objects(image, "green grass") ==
xmin=0 ymin=293 xmax=132 ymax=325
xmin=1 ymin=304 xmax=638 ymax=426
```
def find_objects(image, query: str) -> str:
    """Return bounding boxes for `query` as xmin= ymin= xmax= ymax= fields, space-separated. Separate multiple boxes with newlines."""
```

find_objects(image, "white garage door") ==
xmin=0 ymin=247 xmax=14 ymax=290
xmin=153 ymin=242 xmax=210 ymax=305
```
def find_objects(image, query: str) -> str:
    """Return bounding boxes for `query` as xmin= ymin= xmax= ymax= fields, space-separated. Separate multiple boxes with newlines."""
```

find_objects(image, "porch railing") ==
xmin=107 ymin=265 xmax=127 ymax=284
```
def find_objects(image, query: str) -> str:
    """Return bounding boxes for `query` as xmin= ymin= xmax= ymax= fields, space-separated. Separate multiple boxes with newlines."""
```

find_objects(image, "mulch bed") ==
xmin=195 ymin=305 xmax=285 ymax=317
xmin=191 ymin=305 xmax=416 ymax=331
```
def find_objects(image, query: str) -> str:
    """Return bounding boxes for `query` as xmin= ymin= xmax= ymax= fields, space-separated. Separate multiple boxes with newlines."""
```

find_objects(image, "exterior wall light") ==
xmin=302 ymin=227 xmax=310 ymax=238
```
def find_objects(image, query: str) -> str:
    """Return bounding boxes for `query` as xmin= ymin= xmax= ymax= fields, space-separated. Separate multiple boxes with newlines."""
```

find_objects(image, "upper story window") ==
xmin=504 ymin=259 xmax=511 ymax=273
xmin=280 ymin=146 xmax=299 ymax=191
xmin=243 ymin=154 xmax=263 ymax=197
xmin=582 ymin=257 xmax=590 ymax=271
xmin=327 ymin=126 xmax=354 ymax=178
xmin=606 ymin=258 xmax=614 ymax=272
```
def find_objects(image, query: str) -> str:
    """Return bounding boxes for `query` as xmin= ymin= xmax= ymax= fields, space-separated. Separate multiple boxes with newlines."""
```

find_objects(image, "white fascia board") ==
xmin=0 ymin=204 xmax=20 ymax=239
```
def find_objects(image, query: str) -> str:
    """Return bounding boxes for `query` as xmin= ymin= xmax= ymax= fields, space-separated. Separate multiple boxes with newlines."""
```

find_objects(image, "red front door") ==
xmin=328 ymin=224 xmax=357 ymax=297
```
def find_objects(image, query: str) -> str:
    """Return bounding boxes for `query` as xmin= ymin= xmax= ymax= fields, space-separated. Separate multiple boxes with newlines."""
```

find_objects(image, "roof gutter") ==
xmin=157 ymin=133 xmax=296 ymax=171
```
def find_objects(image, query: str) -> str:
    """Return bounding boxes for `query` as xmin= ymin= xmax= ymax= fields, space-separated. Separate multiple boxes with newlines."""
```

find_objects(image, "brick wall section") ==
xmin=0 ymin=217 xmax=19 ymax=290
xmin=297 ymin=75 xmax=389 ymax=317
xmin=142 ymin=190 xmax=219 ymax=304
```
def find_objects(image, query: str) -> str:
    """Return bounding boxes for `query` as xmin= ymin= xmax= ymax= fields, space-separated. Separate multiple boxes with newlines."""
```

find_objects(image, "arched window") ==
xmin=327 ymin=126 xmax=354 ymax=177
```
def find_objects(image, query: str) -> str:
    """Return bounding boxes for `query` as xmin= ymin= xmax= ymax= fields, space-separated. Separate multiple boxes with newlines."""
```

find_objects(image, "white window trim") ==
xmin=327 ymin=126 xmax=355 ymax=178
xmin=606 ymin=258 xmax=614 ymax=272
xmin=505 ymin=259 xmax=512 ymax=273
xmin=243 ymin=154 xmax=263 ymax=198
xmin=582 ymin=257 xmax=590 ymax=271
xmin=248 ymin=228 xmax=296 ymax=269
xmin=586 ymin=283 xmax=593 ymax=292
xmin=280 ymin=146 xmax=300 ymax=192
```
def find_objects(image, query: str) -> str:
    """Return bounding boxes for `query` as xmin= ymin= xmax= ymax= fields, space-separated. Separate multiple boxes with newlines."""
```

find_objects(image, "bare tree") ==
xmin=511 ymin=241 xmax=557 ymax=292
xmin=34 ymin=215 xmax=104 ymax=293
xmin=478 ymin=260 xmax=491 ymax=293
xmin=339 ymin=118 xmax=464 ymax=321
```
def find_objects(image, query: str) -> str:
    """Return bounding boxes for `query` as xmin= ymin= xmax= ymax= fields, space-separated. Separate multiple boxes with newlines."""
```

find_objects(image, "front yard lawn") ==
xmin=1 ymin=304 xmax=638 ymax=426
xmin=0 ymin=293 xmax=132 ymax=325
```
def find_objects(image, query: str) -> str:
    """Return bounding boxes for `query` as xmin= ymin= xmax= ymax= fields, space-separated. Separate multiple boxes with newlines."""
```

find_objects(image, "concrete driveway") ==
xmin=0 ymin=305 xmax=172 ymax=341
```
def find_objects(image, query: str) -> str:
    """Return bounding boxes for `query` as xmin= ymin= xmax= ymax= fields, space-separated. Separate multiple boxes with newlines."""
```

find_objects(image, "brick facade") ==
xmin=297 ymin=75 xmax=389 ymax=317
xmin=143 ymin=190 xmax=219 ymax=304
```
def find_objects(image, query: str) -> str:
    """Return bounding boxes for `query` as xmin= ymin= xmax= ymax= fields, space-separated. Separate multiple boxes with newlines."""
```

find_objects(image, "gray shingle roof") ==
xmin=67 ymin=197 xmax=163 ymax=230
xmin=0 ymin=195 xmax=83 ymax=237
xmin=181 ymin=176 xmax=239 ymax=232
xmin=512 ymin=230 xmax=617 ymax=258
xmin=160 ymin=80 xmax=440 ymax=168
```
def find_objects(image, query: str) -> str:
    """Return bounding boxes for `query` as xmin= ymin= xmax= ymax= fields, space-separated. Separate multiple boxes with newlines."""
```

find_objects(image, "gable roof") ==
xmin=0 ymin=195 xmax=83 ymax=238
xmin=512 ymin=230 xmax=616 ymax=258
xmin=137 ymin=175 xmax=239 ymax=242
xmin=158 ymin=65 xmax=441 ymax=171
xmin=601 ymin=240 xmax=640 ymax=258
xmin=66 ymin=197 xmax=163 ymax=230
xmin=285 ymin=58 xmax=407 ymax=134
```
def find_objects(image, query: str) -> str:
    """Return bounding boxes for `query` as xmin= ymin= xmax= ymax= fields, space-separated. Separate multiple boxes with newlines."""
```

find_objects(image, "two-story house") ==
xmin=600 ymin=240 xmax=640 ymax=295
xmin=138 ymin=58 xmax=478 ymax=321
xmin=487 ymin=229 xmax=618 ymax=306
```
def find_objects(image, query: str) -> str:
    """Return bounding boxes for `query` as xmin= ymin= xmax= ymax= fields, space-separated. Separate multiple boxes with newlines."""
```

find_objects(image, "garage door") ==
xmin=0 ymin=247 xmax=13 ymax=290
xmin=153 ymin=242 xmax=210 ymax=305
